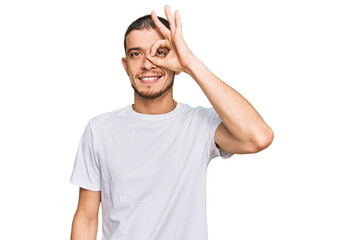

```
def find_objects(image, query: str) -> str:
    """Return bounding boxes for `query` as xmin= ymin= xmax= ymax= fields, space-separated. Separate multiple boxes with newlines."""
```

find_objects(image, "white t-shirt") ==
xmin=70 ymin=102 xmax=234 ymax=240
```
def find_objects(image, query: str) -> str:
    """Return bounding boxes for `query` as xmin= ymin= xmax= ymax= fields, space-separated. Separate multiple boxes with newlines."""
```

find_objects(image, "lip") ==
xmin=138 ymin=75 xmax=162 ymax=84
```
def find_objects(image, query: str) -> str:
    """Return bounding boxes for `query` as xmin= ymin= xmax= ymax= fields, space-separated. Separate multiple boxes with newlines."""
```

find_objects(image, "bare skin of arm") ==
xmin=70 ymin=188 xmax=101 ymax=240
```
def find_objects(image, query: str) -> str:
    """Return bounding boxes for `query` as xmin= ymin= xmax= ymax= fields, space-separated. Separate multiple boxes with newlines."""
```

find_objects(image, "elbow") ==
xmin=260 ymin=127 xmax=274 ymax=150
xmin=250 ymin=127 xmax=274 ymax=153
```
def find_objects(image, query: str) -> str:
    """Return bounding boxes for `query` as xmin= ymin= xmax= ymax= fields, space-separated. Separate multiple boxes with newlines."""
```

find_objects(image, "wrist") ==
xmin=184 ymin=57 xmax=204 ymax=77
xmin=184 ymin=57 xmax=202 ymax=75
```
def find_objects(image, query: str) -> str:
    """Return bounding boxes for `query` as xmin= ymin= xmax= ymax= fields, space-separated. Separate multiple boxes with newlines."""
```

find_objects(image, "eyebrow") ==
xmin=127 ymin=47 xmax=141 ymax=54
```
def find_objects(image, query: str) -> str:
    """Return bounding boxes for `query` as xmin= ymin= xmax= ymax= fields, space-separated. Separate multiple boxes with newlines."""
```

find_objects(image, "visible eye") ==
xmin=130 ymin=52 xmax=140 ymax=57
xmin=156 ymin=50 xmax=167 ymax=56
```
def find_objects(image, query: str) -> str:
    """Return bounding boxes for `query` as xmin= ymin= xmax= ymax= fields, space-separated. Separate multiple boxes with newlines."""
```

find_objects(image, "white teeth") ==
xmin=140 ymin=77 xmax=159 ymax=81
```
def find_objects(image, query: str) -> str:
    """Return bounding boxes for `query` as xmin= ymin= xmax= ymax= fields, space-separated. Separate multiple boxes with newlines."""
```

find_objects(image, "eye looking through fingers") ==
xmin=156 ymin=48 xmax=169 ymax=57
xmin=156 ymin=51 xmax=166 ymax=56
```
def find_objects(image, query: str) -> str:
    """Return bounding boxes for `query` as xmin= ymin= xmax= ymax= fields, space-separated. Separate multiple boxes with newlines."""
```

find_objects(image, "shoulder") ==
xmin=181 ymin=103 xmax=213 ymax=116
xmin=88 ymin=106 xmax=128 ymax=130
xmin=178 ymin=103 xmax=220 ymax=128
xmin=192 ymin=105 xmax=219 ymax=121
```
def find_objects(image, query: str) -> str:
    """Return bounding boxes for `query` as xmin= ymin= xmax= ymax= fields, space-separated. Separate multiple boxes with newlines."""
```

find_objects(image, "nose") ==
xmin=141 ymin=55 xmax=156 ymax=70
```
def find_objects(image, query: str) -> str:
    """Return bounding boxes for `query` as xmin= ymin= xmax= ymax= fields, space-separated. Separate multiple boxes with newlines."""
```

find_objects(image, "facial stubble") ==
xmin=130 ymin=73 xmax=175 ymax=99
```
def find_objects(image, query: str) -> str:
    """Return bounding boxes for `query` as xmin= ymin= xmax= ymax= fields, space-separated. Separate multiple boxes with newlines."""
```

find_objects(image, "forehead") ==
xmin=125 ymin=29 xmax=165 ymax=51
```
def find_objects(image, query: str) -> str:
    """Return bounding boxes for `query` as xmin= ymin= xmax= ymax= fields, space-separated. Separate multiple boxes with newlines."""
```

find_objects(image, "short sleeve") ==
xmin=204 ymin=107 xmax=234 ymax=162
xmin=69 ymin=120 xmax=101 ymax=191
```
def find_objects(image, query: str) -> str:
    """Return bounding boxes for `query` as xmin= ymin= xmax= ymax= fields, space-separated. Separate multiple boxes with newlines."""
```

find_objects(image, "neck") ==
xmin=132 ymin=98 xmax=177 ymax=115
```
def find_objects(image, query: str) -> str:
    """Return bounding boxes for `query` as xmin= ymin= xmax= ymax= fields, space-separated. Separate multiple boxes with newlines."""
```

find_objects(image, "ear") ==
xmin=122 ymin=57 xmax=129 ymax=75
xmin=175 ymin=71 xmax=181 ymax=75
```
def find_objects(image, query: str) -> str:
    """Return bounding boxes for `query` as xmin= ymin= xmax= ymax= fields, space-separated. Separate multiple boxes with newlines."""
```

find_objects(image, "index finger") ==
xmin=151 ymin=10 xmax=170 ymax=39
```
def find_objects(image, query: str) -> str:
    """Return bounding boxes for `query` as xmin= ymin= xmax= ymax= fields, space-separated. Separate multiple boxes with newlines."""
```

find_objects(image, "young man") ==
xmin=70 ymin=5 xmax=273 ymax=240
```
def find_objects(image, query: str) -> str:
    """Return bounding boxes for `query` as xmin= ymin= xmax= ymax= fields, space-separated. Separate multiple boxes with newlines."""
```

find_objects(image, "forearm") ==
xmin=185 ymin=58 xmax=273 ymax=146
xmin=71 ymin=214 xmax=98 ymax=240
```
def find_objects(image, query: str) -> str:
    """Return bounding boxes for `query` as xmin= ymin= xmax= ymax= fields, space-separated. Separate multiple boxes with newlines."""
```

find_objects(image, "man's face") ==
xmin=122 ymin=29 xmax=175 ymax=99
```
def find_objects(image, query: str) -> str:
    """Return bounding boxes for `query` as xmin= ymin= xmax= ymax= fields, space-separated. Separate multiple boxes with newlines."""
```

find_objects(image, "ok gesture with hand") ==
xmin=149 ymin=5 xmax=196 ymax=74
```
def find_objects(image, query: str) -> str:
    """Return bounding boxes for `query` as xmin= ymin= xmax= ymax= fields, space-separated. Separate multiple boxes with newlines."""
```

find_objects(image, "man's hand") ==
xmin=149 ymin=5 xmax=196 ymax=74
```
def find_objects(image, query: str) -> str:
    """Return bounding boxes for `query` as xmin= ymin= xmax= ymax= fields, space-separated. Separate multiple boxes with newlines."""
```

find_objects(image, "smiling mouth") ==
xmin=138 ymin=75 xmax=162 ymax=84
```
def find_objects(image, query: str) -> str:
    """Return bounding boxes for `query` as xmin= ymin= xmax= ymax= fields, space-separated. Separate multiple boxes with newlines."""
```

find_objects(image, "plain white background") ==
xmin=0 ymin=0 xmax=361 ymax=239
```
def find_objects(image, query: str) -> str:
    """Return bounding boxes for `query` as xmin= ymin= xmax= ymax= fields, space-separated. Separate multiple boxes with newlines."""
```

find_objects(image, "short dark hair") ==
xmin=123 ymin=14 xmax=170 ymax=53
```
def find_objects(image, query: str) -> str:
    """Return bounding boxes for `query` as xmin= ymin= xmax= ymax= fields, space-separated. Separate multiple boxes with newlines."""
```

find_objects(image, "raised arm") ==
xmin=148 ymin=5 xmax=273 ymax=154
